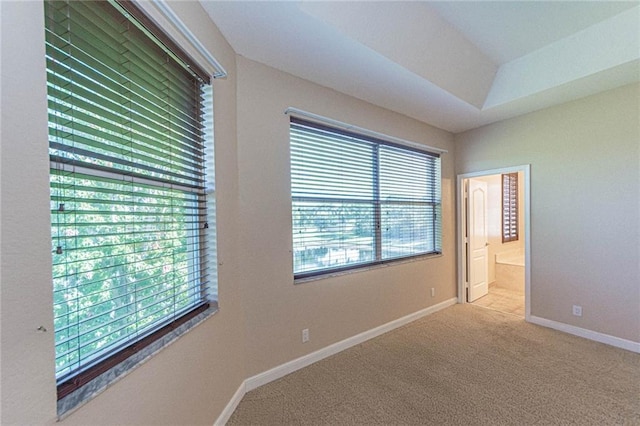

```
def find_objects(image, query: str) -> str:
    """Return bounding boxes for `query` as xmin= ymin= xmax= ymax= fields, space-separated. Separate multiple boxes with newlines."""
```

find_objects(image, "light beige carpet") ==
xmin=228 ymin=304 xmax=640 ymax=425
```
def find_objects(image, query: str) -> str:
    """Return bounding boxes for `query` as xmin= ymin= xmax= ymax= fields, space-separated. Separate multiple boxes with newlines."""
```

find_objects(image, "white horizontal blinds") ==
xmin=46 ymin=0 xmax=210 ymax=385
xmin=46 ymin=1 xmax=204 ymax=189
xmin=290 ymin=120 xmax=376 ymax=274
xmin=379 ymin=145 xmax=441 ymax=259
xmin=202 ymin=91 xmax=218 ymax=301
xmin=502 ymin=172 xmax=519 ymax=243
xmin=290 ymin=117 xmax=441 ymax=278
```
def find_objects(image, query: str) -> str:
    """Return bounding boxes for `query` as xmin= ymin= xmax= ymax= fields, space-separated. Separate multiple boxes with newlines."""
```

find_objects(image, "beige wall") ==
xmin=1 ymin=1 xmax=246 ymax=424
xmin=2 ymin=1 xmax=635 ymax=424
xmin=456 ymin=83 xmax=640 ymax=342
xmin=474 ymin=172 xmax=525 ymax=283
xmin=1 ymin=2 xmax=456 ymax=424
xmin=235 ymin=56 xmax=457 ymax=377
xmin=1 ymin=2 xmax=57 ymax=423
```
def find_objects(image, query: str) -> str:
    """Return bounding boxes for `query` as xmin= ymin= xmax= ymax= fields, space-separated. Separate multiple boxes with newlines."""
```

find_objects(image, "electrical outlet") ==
xmin=572 ymin=305 xmax=582 ymax=317
xmin=302 ymin=328 xmax=309 ymax=343
xmin=430 ymin=288 xmax=435 ymax=297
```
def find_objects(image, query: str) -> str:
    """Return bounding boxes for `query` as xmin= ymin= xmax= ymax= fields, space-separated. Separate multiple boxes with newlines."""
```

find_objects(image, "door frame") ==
xmin=456 ymin=165 xmax=531 ymax=320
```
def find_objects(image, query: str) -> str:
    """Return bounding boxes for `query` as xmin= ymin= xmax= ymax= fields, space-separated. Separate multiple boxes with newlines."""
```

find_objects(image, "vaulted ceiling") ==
xmin=200 ymin=1 xmax=640 ymax=133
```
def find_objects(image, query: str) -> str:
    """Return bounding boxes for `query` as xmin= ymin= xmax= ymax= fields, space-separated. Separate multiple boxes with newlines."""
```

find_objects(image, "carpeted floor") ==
xmin=228 ymin=304 xmax=640 ymax=425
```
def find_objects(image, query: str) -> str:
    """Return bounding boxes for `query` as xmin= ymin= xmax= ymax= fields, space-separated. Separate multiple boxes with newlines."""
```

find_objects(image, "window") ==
xmin=290 ymin=117 xmax=441 ymax=278
xmin=45 ymin=0 xmax=215 ymax=399
xmin=502 ymin=172 xmax=519 ymax=242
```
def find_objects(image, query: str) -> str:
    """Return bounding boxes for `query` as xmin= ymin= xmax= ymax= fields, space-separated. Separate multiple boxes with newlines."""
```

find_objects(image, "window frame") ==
xmin=45 ymin=0 xmax=218 ymax=411
xmin=289 ymin=117 xmax=442 ymax=280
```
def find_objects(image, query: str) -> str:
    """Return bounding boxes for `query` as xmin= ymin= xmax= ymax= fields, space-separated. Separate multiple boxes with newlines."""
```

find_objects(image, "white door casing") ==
xmin=468 ymin=179 xmax=489 ymax=302
xmin=457 ymin=165 xmax=530 ymax=320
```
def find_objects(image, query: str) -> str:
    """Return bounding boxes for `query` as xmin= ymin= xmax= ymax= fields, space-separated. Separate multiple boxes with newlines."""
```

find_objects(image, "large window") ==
xmin=290 ymin=117 xmax=441 ymax=278
xmin=45 ymin=0 xmax=215 ymax=399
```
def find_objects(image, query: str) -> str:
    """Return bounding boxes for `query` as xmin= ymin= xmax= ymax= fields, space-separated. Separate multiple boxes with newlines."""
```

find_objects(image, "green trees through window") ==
xmin=45 ymin=0 xmax=212 ymax=392
xmin=51 ymin=172 xmax=202 ymax=379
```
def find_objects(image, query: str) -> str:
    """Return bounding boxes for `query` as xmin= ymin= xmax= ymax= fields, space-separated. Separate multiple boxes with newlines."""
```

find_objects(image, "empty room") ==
xmin=1 ymin=1 xmax=638 ymax=425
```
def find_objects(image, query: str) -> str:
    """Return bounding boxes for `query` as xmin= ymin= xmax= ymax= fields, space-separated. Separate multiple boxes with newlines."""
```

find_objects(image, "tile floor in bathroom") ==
xmin=472 ymin=285 xmax=525 ymax=317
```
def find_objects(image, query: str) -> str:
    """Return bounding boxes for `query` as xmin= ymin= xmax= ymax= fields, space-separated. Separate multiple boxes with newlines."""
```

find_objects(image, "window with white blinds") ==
xmin=45 ymin=0 xmax=215 ymax=398
xmin=502 ymin=172 xmax=519 ymax=243
xmin=290 ymin=118 xmax=441 ymax=278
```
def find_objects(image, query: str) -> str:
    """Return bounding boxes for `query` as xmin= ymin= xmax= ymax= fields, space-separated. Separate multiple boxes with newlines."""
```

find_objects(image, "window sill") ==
xmin=294 ymin=253 xmax=444 ymax=285
xmin=57 ymin=304 xmax=219 ymax=420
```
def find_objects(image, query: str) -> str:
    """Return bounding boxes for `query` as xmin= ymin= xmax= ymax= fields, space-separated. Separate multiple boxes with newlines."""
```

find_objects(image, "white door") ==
xmin=468 ymin=179 xmax=489 ymax=302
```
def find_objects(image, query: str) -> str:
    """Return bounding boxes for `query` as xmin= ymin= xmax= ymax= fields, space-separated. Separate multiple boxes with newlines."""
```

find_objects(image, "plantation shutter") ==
xmin=502 ymin=172 xmax=519 ymax=242
xmin=290 ymin=118 xmax=441 ymax=278
xmin=45 ymin=0 xmax=212 ymax=392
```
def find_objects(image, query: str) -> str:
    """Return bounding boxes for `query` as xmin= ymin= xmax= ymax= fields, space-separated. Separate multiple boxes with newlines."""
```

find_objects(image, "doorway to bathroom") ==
xmin=457 ymin=165 xmax=530 ymax=319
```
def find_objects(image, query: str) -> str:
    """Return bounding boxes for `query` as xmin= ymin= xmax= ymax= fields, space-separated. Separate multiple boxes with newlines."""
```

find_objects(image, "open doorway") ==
xmin=457 ymin=166 xmax=531 ymax=320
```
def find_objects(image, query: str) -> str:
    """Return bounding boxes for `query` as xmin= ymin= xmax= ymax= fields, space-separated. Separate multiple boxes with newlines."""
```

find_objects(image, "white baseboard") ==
xmin=213 ymin=381 xmax=246 ymax=426
xmin=214 ymin=297 xmax=457 ymax=425
xmin=529 ymin=315 xmax=640 ymax=353
xmin=245 ymin=297 xmax=457 ymax=391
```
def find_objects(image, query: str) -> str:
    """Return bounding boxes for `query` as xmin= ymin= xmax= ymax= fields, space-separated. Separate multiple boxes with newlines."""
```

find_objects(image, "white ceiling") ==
xmin=200 ymin=1 xmax=640 ymax=133
xmin=427 ymin=2 xmax=637 ymax=64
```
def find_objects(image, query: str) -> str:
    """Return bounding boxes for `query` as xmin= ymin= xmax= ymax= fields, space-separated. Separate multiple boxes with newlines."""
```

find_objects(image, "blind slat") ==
xmin=45 ymin=30 xmax=202 ymax=134
xmin=45 ymin=53 xmax=204 ymax=153
xmin=46 ymin=80 xmax=204 ymax=164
